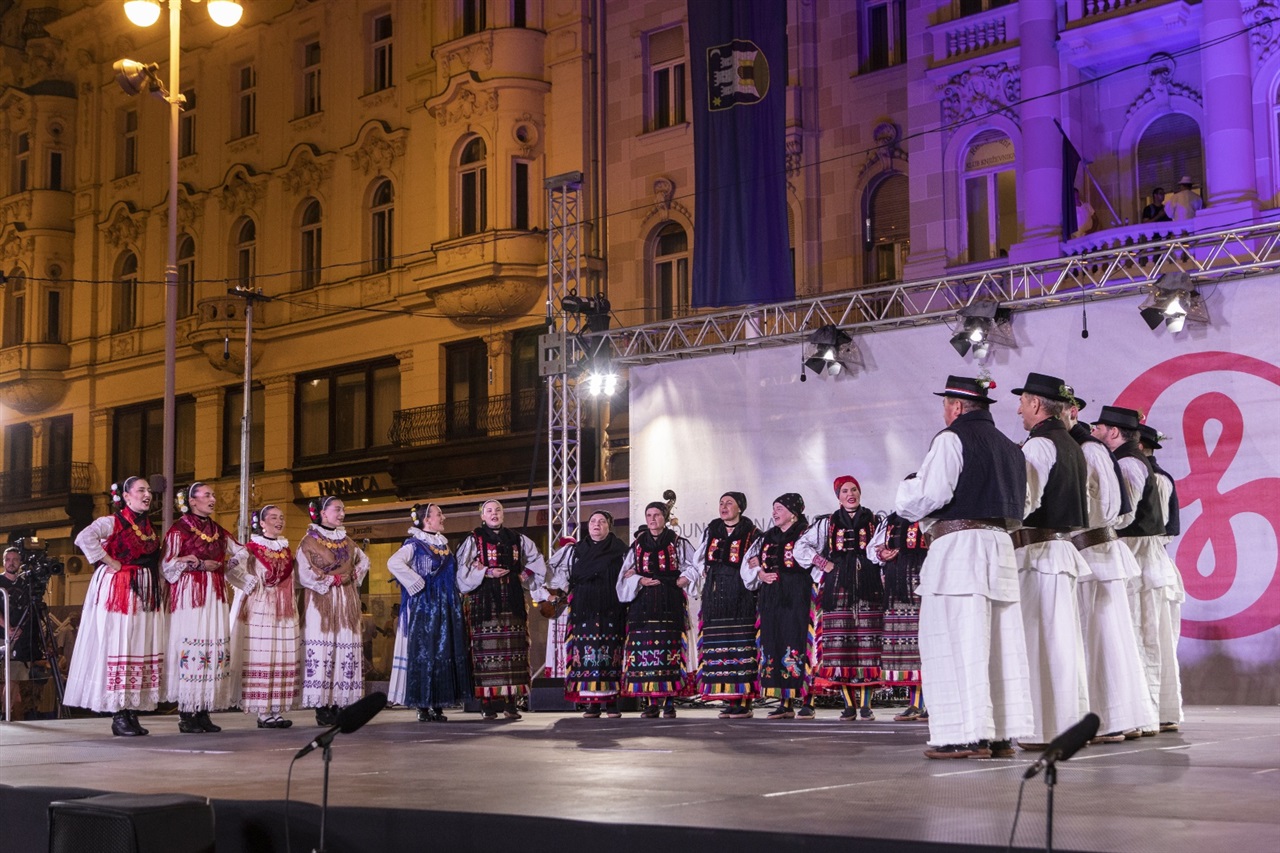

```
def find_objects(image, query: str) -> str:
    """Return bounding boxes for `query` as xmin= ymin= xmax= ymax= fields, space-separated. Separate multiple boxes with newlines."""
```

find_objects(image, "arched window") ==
xmin=961 ymin=130 xmax=1017 ymax=263
xmin=2 ymin=270 xmax=25 ymax=347
xmin=177 ymin=235 xmax=196 ymax=317
xmin=234 ymin=218 xmax=256 ymax=290
xmin=459 ymin=137 xmax=487 ymax=236
xmin=113 ymin=252 xmax=138 ymax=333
xmin=301 ymin=199 xmax=323 ymax=288
xmin=1136 ymin=113 xmax=1203 ymax=218
xmin=652 ymin=222 xmax=689 ymax=320
xmin=865 ymin=173 xmax=909 ymax=283
xmin=370 ymin=181 xmax=393 ymax=273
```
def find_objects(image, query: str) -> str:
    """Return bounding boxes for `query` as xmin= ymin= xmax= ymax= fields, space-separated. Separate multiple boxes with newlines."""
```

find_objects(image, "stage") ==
xmin=1 ymin=704 xmax=1276 ymax=853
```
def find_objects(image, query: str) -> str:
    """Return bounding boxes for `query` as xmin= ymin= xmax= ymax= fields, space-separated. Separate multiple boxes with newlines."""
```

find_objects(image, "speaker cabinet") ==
xmin=49 ymin=793 xmax=214 ymax=853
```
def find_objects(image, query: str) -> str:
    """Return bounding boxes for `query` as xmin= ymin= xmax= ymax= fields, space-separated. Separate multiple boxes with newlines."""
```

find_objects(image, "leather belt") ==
xmin=1011 ymin=527 xmax=1075 ymax=550
xmin=1071 ymin=527 xmax=1118 ymax=551
xmin=925 ymin=518 xmax=1008 ymax=545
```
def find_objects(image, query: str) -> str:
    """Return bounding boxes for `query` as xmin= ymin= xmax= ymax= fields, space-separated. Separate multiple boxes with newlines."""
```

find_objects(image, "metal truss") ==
xmin=544 ymin=172 xmax=586 ymax=544
xmin=592 ymin=219 xmax=1280 ymax=366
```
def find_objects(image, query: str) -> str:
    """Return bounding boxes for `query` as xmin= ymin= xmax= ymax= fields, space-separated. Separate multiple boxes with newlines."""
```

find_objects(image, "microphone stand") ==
xmin=313 ymin=742 xmax=333 ymax=853
xmin=1043 ymin=762 xmax=1057 ymax=853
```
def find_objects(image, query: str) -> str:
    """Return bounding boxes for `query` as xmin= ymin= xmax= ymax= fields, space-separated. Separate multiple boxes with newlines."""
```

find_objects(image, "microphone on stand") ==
xmin=294 ymin=692 xmax=388 ymax=760
xmin=1023 ymin=712 xmax=1100 ymax=780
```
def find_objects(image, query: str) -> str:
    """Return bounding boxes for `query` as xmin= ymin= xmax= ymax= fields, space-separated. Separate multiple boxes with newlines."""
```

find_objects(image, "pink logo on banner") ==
xmin=1118 ymin=352 xmax=1280 ymax=641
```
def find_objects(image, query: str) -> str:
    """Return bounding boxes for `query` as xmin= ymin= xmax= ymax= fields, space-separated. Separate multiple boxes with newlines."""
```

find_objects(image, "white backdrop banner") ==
xmin=630 ymin=276 xmax=1280 ymax=703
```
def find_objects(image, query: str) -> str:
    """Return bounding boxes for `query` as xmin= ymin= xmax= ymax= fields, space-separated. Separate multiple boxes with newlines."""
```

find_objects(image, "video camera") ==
xmin=12 ymin=536 xmax=64 ymax=598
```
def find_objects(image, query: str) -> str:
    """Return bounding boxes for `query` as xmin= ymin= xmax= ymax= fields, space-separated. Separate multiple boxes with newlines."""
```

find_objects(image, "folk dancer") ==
xmin=1010 ymin=373 xmax=1092 ymax=750
xmin=387 ymin=503 xmax=471 ymax=722
xmin=163 ymin=482 xmax=254 ymax=733
xmin=745 ymin=494 xmax=814 ymax=720
xmin=894 ymin=375 xmax=1033 ymax=759
xmin=866 ymin=512 xmax=930 ymax=722
xmin=65 ymin=478 xmax=165 ymax=735
xmin=546 ymin=509 xmax=628 ymax=718
xmin=1064 ymin=395 xmax=1158 ymax=741
xmin=693 ymin=492 xmax=761 ymax=719
xmin=297 ymin=496 xmax=371 ymax=726
xmin=617 ymin=500 xmax=698 ymax=718
xmin=455 ymin=499 xmax=549 ymax=721
xmin=795 ymin=476 xmax=882 ymax=720
xmin=1138 ymin=423 xmax=1184 ymax=732
xmin=1091 ymin=407 xmax=1180 ymax=736
xmin=228 ymin=504 xmax=301 ymax=729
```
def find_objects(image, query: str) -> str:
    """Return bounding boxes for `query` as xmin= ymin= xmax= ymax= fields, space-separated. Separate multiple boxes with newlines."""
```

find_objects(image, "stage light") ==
xmin=802 ymin=324 xmax=860 ymax=380
xmin=561 ymin=291 xmax=611 ymax=333
xmin=113 ymin=59 xmax=163 ymax=97
xmin=1137 ymin=273 xmax=1207 ymax=334
xmin=583 ymin=369 xmax=620 ymax=397
xmin=949 ymin=301 xmax=1012 ymax=360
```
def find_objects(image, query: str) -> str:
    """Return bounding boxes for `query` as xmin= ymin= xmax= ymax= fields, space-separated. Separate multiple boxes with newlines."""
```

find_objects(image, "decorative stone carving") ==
xmin=281 ymin=149 xmax=333 ymax=195
xmin=0 ymin=378 xmax=69 ymax=414
xmin=110 ymin=335 xmax=137 ymax=359
xmin=349 ymin=130 xmax=407 ymax=176
xmin=360 ymin=88 xmax=396 ymax=109
xmin=428 ymin=277 xmax=544 ymax=324
xmin=362 ymin=275 xmax=392 ymax=303
xmin=218 ymin=169 xmax=265 ymax=215
xmin=858 ymin=121 xmax=908 ymax=182
xmin=102 ymin=207 xmax=144 ymax=249
xmin=1125 ymin=52 xmax=1201 ymax=119
xmin=438 ymin=35 xmax=494 ymax=79
xmin=425 ymin=73 xmax=498 ymax=127
xmin=290 ymin=113 xmax=323 ymax=133
xmin=161 ymin=186 xmax=202 ymax=233
xmin=653 ymin=177 xmax=675 ymax=212
xmin=785 ymin=133 xmax=802 ymax=177
xmin=939 ymin=62 xmax=1021 ymax=128
xmin=1247 ymin=0 xmax=1280 ymax=66
xmin=0 ymin=197 xmax=32 ymax=227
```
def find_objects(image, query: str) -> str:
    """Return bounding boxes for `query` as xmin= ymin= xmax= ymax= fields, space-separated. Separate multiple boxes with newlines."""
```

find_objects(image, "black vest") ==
xmin=1070 ymin=421 xmax=1132 ymax=516
xmin=1114 ymin=442 xmax=1164 ymax=537
xmin=1150 ymin=456 xmax=1181 ymax=536
xmin=1023 ymin=418 xmax=1088 ymax=530
xmin=933 ymin=409 xmax=1027 ymax=522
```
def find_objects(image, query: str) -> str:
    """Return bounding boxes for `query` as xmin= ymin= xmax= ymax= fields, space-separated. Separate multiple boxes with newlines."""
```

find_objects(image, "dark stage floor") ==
xmin=2 ymin=705 xmax=1277 ymax=853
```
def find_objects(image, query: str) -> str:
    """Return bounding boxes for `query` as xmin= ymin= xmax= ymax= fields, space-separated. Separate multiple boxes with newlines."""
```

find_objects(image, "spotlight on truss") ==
xmin=949 ymin=301 xmax=1013 ymax=359
xmin=1138 ymin=271 xmax=1207 ymax=333
xmin=801 ymin=324 xmax=861 ymax=381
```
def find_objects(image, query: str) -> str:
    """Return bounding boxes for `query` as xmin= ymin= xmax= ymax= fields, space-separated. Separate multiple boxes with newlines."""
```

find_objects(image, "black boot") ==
xmin=112 ymin=711 xmax=140 ymax=737
xmin=195 ymin=710 xmax=222 ymax=733
xmin=126 ymin=710 xmax=149 ymax=736
xmin=178 ymin=712 xmax=204 ymax=734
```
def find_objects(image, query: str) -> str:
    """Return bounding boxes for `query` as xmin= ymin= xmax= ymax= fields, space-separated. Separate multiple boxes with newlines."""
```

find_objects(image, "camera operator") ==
xmin=2 ymin=545 xmax=43 ymax=719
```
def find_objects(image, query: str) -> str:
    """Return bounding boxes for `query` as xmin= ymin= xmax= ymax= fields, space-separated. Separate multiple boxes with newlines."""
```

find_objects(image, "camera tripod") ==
xmin=9 ymin=579 xmax=68 ymax=719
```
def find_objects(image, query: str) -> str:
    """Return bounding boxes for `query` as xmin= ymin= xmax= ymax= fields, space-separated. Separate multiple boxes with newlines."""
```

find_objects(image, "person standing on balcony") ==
xmin=1141 ymin=188 xmax=1171 ymax=223
xmin=387 ymin=503 xmax=471 ymax=722
xmin=1071 ymin=188 xmax=1095 ymax=239
xmin=67 ymin=478 xmax=167 ymax=736
xmin=297 ymin=496 xmax=370 ymax=727
xmin=228 ymin=504 xmax=301 ymax=729
xmin=617 ymin=499 xmax=698 ymax=718
xmin=1163 ymin=177 xmax=1203 ymax=220
xmin=455 ymin=499 xmax=548 ymax=720
xmin=794 ymin=476 xmax=883 ymax=721
xmin=545 ymin=509 xmax=628 ymax=718
xmin=163 ymin=482 xmax=254 ymax=734
xmin=693 ymin=492 xmax=761 ymax=719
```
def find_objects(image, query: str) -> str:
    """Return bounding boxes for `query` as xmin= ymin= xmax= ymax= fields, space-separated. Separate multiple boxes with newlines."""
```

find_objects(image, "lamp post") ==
xmin=116 ymin=0 xmax=242 ymax=533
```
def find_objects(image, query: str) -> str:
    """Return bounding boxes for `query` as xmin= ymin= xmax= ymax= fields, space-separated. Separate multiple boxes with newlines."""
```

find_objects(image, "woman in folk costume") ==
xmin=545 ymin=509 xmax=628 ymax=718
xmin=67 ymin=477 xmax=167 ymax=737
xmin=386 ymin=503 xmax=470 ymax=722
xmin=867 ymin=512 xmax=930 ymax=722
xmin=694 ymin=491 xmax=761 ymax=718
xmin=617 ymin=500 xmax=699 ymax=719
xmin=745 ymin=494 xmax=814 ymax=720
xmin=297 ymin=496 xmax=370 ymax=726
xmin=163 ymin=482 xmax=253 ymax=733
xmin=455 ymin=499 xmax=548 ymax=721
xmin=228 ymin=504 xmax=300 ymax=729
xmin=794 ymin=476 xmax=883 ymax=720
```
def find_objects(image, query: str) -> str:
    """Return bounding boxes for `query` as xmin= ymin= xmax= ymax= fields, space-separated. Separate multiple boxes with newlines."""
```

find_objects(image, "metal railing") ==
xmin=0 ymin=462 xmax=93 ymax=503
xmin=389 ymin=389 xmax=541 ymax=448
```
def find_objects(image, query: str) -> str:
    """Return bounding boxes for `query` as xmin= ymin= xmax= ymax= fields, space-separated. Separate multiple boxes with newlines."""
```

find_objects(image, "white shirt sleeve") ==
xmin=546 ymin=545 xmax=573 ymax=592
xmin=615 ymin=548 xmax=640 ymax=602
xmin=740 ymin=537 xmax=764 ymax=591
xmin=73 ymin=516 xmax=118 ymax=565
xmin=387 ymin=543 xmax=425 ymax=596
xmin=865 ymin=517 xmax=891 ymax=566
xmin=1117 ymin=457 xmax=1148 ymax=531
xmin=1021 ymin=435 xmax=1057 ymax=522
xmin=519 ymin=534 xmax=549 ymax=602
xmin=793 ymin=517 xmax=827 ymax=583
xmin=894 ymin=431 xmax=964 ymax=524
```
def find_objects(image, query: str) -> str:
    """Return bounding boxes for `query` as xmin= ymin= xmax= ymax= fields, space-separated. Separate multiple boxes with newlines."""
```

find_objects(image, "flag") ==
xmin=689 ymin=0 xmax=791 ymax=308
xmin=1059 ymin=120 xmax=1082 ymax=239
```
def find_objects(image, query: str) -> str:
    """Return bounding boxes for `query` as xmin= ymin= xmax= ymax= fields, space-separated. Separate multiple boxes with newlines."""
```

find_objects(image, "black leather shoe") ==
xmin=126 ymin=711 xmax=150 ymax=736
xmin=112 ymin=711 xmax=140 ymax=737
xmin=276 ymin=716 xmax=293 ymax=729
xmin=257 ymin=716 xmax=280 ymax=729
xmin=195 ymin=711 xmax=222 ymax=733
xmin=178 ymin=712 xmax=205 ymax=734
xmin=430 ymin=708 xmax=447 ymax=722
xmin=417 ymin=708 xmax=434 ymax=722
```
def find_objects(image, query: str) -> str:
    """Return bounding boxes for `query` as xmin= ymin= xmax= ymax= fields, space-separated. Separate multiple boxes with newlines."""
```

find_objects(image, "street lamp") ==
xmin=115 ymin=0 xmax=242 ymax=534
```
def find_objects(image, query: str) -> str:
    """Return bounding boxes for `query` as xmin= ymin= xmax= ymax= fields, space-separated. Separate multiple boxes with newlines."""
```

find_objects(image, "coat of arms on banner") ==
xmin=706 ymin=39 xmax=771 ymax=110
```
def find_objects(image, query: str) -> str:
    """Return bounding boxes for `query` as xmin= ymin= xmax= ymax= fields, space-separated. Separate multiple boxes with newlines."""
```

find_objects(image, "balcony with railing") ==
xmin=0 ymin=462 xmax=93 ymax=507
xmin=389 ymin=389 xmax=541 ymax=447
xmin=928 ymin=4 xmax=1019 ymax=66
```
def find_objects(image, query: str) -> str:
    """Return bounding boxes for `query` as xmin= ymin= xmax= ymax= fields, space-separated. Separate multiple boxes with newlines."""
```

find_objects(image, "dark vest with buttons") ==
xmin=933 ymin=409 xmax=1027 ymax=522
xmin=1023 ymin=418 xmax=1088 ymax=530
xmin=1150 ymin=456 xmax=1181 ymax=536
xmin=1113 ymin=442 xmax=1164 ymax=537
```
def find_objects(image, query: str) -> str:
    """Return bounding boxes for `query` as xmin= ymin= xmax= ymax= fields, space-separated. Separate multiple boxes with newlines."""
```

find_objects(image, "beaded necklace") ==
xmin=123 ymin=509 xmax=157 ymax=543
xmin=184 ymin=515 xmax=220 ymax=543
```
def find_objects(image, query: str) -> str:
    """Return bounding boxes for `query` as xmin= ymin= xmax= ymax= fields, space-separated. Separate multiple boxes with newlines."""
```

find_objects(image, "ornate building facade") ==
xmin=1 ymin=0 xmax=1275 ymax=609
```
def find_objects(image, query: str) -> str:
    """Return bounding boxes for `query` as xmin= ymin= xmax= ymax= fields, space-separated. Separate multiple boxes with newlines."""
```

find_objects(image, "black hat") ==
xmin=933 ymin=375 xmax=997 ymax=403
xmin=721 ymin=491 xmax=747 ymax=513
xmin=773 ymin=493 xmax=805 ymax=519
xmin=1092 ymin=405 xmax=1142 ymax=430
xmin=1011 ymin=372 xmax=1074 ymax=403
xmin=1137 ymin=424 xmax=1164 ymax=450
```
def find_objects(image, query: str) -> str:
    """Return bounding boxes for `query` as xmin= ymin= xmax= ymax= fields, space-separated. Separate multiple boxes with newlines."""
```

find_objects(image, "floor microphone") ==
xmin=294 ymin=692 xmax=388 ymax=760
xmin=1023 ymin=712 xmax=1100 ymax=780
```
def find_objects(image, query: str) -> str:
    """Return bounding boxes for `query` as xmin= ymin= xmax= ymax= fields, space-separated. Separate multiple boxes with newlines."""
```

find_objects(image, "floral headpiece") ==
xmin=175 ymin=481 xmax=206 ymax=515
xmin=252 ymin=504 xmax=280 ymax=535
xmin=308 ymin=495 xmax=339 ymax=523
